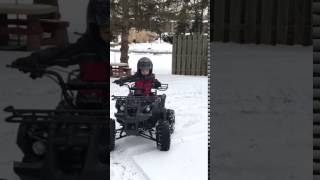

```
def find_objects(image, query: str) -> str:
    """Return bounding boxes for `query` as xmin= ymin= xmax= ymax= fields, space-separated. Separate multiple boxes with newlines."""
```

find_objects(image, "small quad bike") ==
xmin=110 ymin=82 xmax=175 ymax=151
xmin=3 ymin=60 xmax=108 ymax=180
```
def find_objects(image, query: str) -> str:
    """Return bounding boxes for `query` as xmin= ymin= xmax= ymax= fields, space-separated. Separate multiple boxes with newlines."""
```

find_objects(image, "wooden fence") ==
xmin=172 ymin=34 xmax=208 ymax=76
xmin=213 ymin=0 xmax=312 ymax=45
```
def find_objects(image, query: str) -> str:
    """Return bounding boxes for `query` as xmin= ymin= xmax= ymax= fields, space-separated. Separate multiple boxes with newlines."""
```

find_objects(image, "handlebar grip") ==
xmin=6 ymin=64 xmax=16 ymax=68
xmin=66 ymin=81 xmax=109 ymax=89
xmin=6 ymin=64 xmax=42 ymax=72
xmin=130 ymin=87 xmax=145 ymax=90
xmin=3 ymin=106 xmax=14 ymax=112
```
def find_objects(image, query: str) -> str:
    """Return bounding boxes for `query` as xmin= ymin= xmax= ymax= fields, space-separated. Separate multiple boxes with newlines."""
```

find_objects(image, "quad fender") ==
xmin=16 ymin=124 xmax=30 ymax=155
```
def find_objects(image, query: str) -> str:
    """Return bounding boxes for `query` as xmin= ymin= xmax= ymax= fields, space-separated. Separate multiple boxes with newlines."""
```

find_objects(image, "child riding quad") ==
xmin=3 ymin=0 xmax=110 ymax=179
xmin=4 ymin=57 xmax=109 ymax=180
xmin=111 ymin=57 xmax=175 ymax=151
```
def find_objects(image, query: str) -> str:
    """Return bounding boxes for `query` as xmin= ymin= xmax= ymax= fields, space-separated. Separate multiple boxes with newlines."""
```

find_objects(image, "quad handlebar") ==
xmin=6 ymin=63 xmax=109 ymax=107
xmin=115 ymin=82 xmax=168 ymax=96
xmin=7 ymin=64 xmax=109 ymax=89
xmin=113 ymin=82 xmax=168 ymax=91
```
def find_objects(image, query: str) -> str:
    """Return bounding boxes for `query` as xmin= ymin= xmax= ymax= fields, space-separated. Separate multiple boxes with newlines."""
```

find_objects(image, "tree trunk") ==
xmin=120 ymin=28 xmax=129 ymax=63
xmin=200 ymin=0 xmax=205 ymax=33
xmin=120 ymin=0 xmax=129 ymax=63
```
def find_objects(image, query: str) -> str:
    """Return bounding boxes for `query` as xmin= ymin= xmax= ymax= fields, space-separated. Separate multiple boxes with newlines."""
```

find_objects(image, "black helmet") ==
xmin=86 ymin=0 xmax=109 ymax=44
xmin=87 ymin=0 xmax=109 ymax=27
xmin=137 ymin=57 xmax=153 ymax=74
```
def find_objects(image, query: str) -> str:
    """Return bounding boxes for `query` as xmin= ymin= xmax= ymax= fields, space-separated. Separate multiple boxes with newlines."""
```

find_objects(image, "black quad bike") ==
xmin=110 ymin=82 xmax=175 ymax=151
xmin=3 ymin=61 xmax=108 ymax=180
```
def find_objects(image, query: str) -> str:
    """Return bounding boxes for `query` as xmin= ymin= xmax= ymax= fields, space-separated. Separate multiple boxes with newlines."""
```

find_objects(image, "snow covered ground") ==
xmin=212 ymin=43 xmax=312 ymax=180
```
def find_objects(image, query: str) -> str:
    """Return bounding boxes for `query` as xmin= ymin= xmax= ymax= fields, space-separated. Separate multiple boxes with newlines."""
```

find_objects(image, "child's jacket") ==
xmin=118 ymin=73 xmax=161 ymax=96
xmin=79 ymin=61 xmax=108 ymax=98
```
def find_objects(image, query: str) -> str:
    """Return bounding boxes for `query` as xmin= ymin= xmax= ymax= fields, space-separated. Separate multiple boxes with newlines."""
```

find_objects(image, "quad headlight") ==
xmin=116 ymin=100 xmax=126 ymax=112
xmin=32 ymin=141 xmax=46 ymax=156
xmin=120 ymin=105 xmax=125 ymax=111
xmin=144 ymin=105 xmax=151 ymax=113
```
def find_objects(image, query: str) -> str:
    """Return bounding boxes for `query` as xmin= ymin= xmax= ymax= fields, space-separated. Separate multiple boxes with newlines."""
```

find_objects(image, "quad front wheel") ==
xmin=156 ymin=121 xmax=171 ymax=151
xmin=110 ymin=119 xmax=116 ymax=151
xmin=166 ymin=109 xmax=175 ymax=134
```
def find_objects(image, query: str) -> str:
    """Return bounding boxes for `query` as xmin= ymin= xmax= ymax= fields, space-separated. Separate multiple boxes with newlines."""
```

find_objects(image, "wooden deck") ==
xmin=110 ymin=63 xmax=131 ymax=77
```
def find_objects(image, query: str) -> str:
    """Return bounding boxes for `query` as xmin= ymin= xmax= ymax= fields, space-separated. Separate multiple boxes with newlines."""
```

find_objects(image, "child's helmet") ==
xmin=137 ymin=57 xmax=153 ymax=74
xmin=86 ymin=0 xmax=109 ymax=44
xmin=87 ymin=0 xmax=109 ymax=27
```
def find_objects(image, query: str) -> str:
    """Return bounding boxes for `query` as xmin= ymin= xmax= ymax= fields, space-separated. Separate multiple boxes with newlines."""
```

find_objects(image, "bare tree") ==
xmin=119 ymin=0 xmax=129 ymax=63
xmin=111 ymin=0 xmax=181 ymax=63
xmin=190 ymin=0 xmax=208 ymax=33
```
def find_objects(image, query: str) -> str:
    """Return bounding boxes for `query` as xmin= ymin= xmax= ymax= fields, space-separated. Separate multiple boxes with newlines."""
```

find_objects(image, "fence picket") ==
xmin=214 ymin=0 xmax=226 ymax=41
xmin=196 ymin=35 xmax=203 ymax=75
xmin=303 ymin=0 xmax=312 ymax=45
xmin=202 ymin=37 xmax=208 ymax=75
xmin=294 ymin=0 xmax=304 ymax=44
xmin=244 ymin=0 xmax=258 ymax=43
xmin=287 ymin=0 xmax=296 ymax=45
xmin=191 ymin=34 xmax=198 ymax=75
xmin=181 ymin=35 xmax=187 ymax=75
xmin=260 ymin=0 xmax=274 ymax=44
xmin=276 ymin=0 xmax=290 ymax=44
xmin=229 ymin=0 xmax=242 ymax=42
xmin=186 ymin=35 xmax=193 ymax=75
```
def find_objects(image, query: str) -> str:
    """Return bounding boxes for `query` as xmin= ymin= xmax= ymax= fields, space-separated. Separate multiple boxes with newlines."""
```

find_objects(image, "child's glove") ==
xmin=12 ymin=56 xmax=39 ymax=72
xmin=153 ymin=80 xmax=161 ymax=88
xmin=29 ymin=71 xmax=44 ymax=79
xmin=113 ymin=79 xmax=124 ymax=86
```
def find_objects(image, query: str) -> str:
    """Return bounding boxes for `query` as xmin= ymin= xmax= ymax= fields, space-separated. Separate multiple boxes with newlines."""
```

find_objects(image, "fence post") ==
xmin=181 ymin=35 xmax=187 ymax=75
xmin=176 ymin=35 xmax=182 ymax=75
xmin=172 ymin=35 xmax=177 ymax=74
